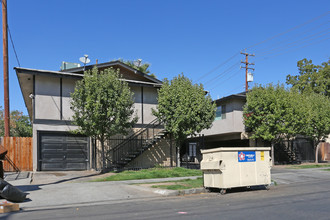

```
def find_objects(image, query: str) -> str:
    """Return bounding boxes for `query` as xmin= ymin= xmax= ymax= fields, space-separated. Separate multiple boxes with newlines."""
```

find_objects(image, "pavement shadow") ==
xmin=32 ymin=172 xmax=102 ymax=186
xmin=2 ymin=172 xmax=104 ymax=205
xmin=16 ymin=185 xmax=41 ymax=192
xmin=208 ymin=185 xmax=269 ymax=195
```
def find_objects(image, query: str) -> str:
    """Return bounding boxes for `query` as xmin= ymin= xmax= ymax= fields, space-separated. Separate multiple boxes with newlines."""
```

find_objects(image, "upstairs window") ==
xmin=215 ymin=105 xmax=226 ymax=120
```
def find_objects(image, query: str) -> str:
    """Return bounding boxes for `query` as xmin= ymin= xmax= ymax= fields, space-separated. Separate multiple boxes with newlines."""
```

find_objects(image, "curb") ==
xmin=153 ymin=187 xmax=207 ymax=196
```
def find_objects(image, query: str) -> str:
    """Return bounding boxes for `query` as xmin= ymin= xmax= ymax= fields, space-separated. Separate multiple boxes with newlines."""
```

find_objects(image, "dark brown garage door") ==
xmin=39 ymin=133 xmax=89 ymax=171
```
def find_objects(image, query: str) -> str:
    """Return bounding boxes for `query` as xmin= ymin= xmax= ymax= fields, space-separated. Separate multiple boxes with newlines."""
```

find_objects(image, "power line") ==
xmin=255 ymin=21 xmax=330 ymax=54
xmin=258 ymin=29 xmax=330 ymax=56
xmin=0 ymin=0 xmax=21 ymax=67
xmin=196 ymin=52 xmax=240 ymax=82
xmin=7 ymin=25 xmax=21 ymax=67
xmin=255 ymin=37 xmax=330 ymax=61
xmin=246 ymin=11 xmax=330 ymax=50
xmin=209 ymin=68 xmax=242 ymax=90
xmin=204 ymin=61 xmax=240 ymax=86
xmin=209 ymin=12 xmax=329 ymax=98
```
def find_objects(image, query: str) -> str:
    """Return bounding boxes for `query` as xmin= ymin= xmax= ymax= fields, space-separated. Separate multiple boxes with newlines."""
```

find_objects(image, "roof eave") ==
xmin=63 ymin=60 xmax=163 ymax=84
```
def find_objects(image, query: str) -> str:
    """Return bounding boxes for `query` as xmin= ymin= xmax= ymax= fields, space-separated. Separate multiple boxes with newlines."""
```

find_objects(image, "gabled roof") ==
xmin=62 ymin=60 xmax=163 ymax=84
xmin=14 ymin=67 xmax=162 ymax=87
xmin=15 ymin=67 xmax=84 ymax=78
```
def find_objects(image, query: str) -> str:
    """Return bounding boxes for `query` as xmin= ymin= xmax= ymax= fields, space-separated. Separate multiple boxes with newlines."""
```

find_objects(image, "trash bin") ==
xmin=200 ymin=147 xmax=271 ymax=194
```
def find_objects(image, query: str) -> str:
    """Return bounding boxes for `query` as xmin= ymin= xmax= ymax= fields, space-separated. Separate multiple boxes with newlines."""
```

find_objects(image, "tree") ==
xmin=243 ymin=84 xmax=306 ymax=162
xmin=286 ymin=58 xmax=330 ymax=97
xmin=10 ymin=110 xmax=33 ymax=137
xmin=70 ymin=67 xmax=138 ymax=171
xmin=152 ymin=74 xmax=216 ymax=166
xmin=0 ymin=107 xmax=32 ymax=137
xmin=119 ymin=59 xmax=156 ymax=78
xmin=244 ymin=84 xmax=330 ymax=163
xmin=286 ymin=58 xmax=330 ymax=162
xmin=303 ymin=93 xmax=330 ymax=163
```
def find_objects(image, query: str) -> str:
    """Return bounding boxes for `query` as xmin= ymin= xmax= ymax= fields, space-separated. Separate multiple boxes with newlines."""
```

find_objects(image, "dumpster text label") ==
xmin=238 ymin=151 xmax=256 ymax=162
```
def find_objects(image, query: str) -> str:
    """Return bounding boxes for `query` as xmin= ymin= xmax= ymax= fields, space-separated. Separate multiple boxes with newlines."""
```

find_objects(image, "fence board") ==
xmin=320 ymin=142 xmax=330 ymax=161
xmin=1 ymin=137 xmax=33 ymax=171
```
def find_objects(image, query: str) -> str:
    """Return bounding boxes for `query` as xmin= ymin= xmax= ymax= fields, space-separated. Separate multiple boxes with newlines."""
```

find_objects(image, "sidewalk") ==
xmin=3 ymin=166 xmax=330 ymax=211
xmin=4 ymin=171 xmax=202 ymax=210
xmin=271 ymin=166 xmax=330 ymax=184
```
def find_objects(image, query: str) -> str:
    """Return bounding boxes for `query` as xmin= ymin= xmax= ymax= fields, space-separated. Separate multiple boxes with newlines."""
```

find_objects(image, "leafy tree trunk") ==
xmin=176 ymin=145 xmax=180 ymax=167
xmin=100 ymin=136 xmax=106 ymax=173
xmin=170 ymin=134 xmax=173 ymax=167
xmin=315 ymin=141 xmax=321 ymax=164
xmin=271 ymin=142 xmax=275 ymax=166
xmin=176 ymin=140 xmax=181 ymax=167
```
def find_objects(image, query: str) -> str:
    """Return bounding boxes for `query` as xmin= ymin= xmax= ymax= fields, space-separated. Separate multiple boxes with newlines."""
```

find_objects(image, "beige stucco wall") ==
xmin=131 ymin=86 xmax=158 ymax=125
xmin=35 ymin=75 xmax=158 ymax=125
xmin=200 ymin=99 xmax=245 ymax=137
xmin=35 ymin=75 xmax=61 ymax=120
xmin=143 ymin=87 xmax=158 ymax=124
xmin=35 ymin=76 xmax=76 ymax=121
xmin=62 ymin=78 xmax=76 ymax=120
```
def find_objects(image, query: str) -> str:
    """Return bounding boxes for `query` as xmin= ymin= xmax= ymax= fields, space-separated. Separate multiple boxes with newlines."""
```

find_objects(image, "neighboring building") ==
xmin=184 ymin=91 xmax=316 ymax=166
xmin=15 ymin=60 xmax=169 ymax=171
xmin=181 ymin=92 xmax=250 ymax=167
xmin=200 ymin=92 xmax=249 ymax=148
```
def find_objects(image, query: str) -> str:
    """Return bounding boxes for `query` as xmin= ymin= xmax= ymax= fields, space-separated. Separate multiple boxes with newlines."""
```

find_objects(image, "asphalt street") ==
xmin=2 ymin=168 xmax=330 ymax=220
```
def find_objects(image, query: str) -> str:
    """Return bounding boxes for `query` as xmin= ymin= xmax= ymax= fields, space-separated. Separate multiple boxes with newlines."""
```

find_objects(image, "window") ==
xmin=215 ymin=105 xmax=226 ymax=120
xmin=189 ymin=143 xmax=197 ymax=157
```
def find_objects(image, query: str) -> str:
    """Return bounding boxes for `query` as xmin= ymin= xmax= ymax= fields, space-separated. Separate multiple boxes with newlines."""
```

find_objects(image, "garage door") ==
xmin=39 ymin=133 xmax=89 ymax=171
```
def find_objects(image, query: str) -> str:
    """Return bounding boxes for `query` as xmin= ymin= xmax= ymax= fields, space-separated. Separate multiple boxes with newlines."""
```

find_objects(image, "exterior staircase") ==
xmin=283 ymin=145 xmax=302 ymax=164
xmin=109 ymin=118 xmax=168 ymax=169
xmin=275 ymin=141 xmax=302 ymax=164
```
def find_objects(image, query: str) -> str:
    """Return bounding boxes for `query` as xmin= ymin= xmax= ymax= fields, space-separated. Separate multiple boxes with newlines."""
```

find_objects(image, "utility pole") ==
xmin=2 ymin=0 xmax=10 ymax=137
xmin=240 ymin=50 xmax=255 ymax=91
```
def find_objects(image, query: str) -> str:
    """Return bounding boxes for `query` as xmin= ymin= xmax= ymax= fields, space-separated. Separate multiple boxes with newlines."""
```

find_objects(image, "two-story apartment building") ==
xmin=15 ymin=60 xmax=165 ymax=171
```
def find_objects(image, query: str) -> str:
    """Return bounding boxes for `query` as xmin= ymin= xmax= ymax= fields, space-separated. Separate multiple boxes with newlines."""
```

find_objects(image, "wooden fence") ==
xmin=1 ymin=137 xmax=33 ymax=171
xmin=320 ymin=142 xmax=330 ymax=162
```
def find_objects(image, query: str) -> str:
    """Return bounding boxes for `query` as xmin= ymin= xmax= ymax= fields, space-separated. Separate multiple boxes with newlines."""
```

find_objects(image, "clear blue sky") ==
xmin=1 ymin=0 xmax=329 ymax=115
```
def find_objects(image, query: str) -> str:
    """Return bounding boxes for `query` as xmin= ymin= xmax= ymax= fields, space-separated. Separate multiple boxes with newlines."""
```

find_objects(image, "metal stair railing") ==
xmin=5 ymin=155 xmax=20 ymax=173
xmin=112 ymin=118 xmax=159 ymax=151
xmin=0 ymin=146 xmax=20 ymax=179
xmin=110 ymin=118 xmax=166 ymax=168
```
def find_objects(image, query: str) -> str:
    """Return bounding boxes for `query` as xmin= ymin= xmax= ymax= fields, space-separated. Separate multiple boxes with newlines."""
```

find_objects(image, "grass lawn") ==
xmin=286 ymin=164 xmax=330 ymax=169
xmin=150 ymin=177 xmax=203 ymax=190
xmin=93 ymin=167 xmax=202 ymax=182
xmin=321 ymin=169 xmax=330 ymax=171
